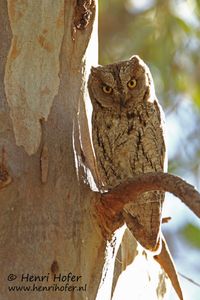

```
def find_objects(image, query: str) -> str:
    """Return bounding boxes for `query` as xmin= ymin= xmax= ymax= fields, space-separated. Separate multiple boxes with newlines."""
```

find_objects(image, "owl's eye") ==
xmin=102 ymin=85 xmax=113 ymax=94
xmin=127 ymin=79 xmax=137 ymax=89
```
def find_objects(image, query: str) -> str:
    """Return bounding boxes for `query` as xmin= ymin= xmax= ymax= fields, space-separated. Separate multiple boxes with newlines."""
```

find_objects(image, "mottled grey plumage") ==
xmin=88 ymin=55 xmax=166 ymax=251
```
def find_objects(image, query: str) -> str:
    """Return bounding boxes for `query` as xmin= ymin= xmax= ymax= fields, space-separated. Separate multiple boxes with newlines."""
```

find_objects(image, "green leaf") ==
xmin=180 ymin=223 xmax=200 ymax=248
xmin=192 ymin=85 xmax=200 ymax=108
xmin=173 ymin=16 xmax=192 ymax=34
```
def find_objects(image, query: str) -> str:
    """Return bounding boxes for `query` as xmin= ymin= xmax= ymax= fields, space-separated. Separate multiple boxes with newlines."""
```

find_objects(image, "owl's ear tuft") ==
xmin=90 ymin=66 xmax=99 ymax=76
xmin=130 ymin=55 xmax=142 ymax=64
xmin=91 ymin=66 xmax=97 ymax=72
xmin=130 ymin=55 xmax=146 ymax=75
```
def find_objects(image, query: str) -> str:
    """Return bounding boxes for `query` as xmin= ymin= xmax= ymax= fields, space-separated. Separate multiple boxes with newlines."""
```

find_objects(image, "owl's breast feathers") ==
xmin=93 ymin=99 xmax=166 ymax=188
xmin=92 ymin=99 xmax=166 ymax=251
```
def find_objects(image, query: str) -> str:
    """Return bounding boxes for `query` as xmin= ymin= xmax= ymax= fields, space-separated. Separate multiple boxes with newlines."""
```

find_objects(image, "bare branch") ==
xmin=101 ymin=172 xmax=200 ymax=218
xmin=94 ymin=172 xmax=200 ymax=238
xmin=178 ymin=272 xmax=200 ymax=288
xmin=162 ymin=217 xmax=172 ymax=224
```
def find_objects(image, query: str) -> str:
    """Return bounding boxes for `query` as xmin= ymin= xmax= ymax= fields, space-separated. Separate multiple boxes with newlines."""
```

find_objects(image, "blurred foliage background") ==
xmin=98 ymin=0 xmax=200 ymax=299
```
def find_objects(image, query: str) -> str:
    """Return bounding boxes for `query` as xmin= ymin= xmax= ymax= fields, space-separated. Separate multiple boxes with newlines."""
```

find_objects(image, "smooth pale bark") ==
xmin=0 ymin=1 xmax=169 ymax=300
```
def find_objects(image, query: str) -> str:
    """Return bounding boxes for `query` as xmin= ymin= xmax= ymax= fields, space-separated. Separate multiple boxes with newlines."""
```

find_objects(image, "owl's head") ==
xmin=88 ymin=55 xmax=155 ymax=112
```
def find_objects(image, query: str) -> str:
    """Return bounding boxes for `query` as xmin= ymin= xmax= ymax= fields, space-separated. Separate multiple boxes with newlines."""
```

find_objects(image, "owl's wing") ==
xmin=123 ymin=99 xmax=166 ymax=251
xmin=154 ymin=100 xmax=168 ymax=172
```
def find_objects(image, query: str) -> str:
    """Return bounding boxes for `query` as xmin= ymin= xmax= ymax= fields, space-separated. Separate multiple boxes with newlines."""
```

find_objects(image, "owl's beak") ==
xmin=120 ymin=97 xmax=126 ymax=109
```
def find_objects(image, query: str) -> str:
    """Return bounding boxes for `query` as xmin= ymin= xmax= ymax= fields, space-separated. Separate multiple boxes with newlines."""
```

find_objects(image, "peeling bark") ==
xmin=74 ymin=0 xmax=95 ymax=30
xmin=4 ymin=0 xmax=64 ymax=155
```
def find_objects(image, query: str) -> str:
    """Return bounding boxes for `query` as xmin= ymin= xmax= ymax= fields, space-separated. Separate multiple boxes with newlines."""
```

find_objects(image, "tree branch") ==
xmin=102 ymin=172 xmax=200 ymax=217
xmin=95 ymin=172 xmax=200 ymax=237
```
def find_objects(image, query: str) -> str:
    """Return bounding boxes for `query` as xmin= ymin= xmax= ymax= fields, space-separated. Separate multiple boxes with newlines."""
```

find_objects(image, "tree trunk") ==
xmin=0 ymin=1 xmax=169 ymax=300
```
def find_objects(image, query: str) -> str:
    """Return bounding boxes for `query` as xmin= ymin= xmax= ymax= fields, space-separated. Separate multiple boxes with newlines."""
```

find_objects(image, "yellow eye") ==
xmin=102 ymin=85 xmax=112 ymax=94
xmin=127 ymin=79 xmax=137 ymax=89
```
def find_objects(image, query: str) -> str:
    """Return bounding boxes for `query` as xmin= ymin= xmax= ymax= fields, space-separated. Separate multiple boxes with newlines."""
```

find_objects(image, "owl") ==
xmin=88 ymin=55 xmax=166 ymax=251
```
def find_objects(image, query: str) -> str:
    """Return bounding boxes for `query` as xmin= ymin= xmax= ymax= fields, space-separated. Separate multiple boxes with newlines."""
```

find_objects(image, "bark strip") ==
xmin=154 ymin=237 xmax=183 ymax=300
